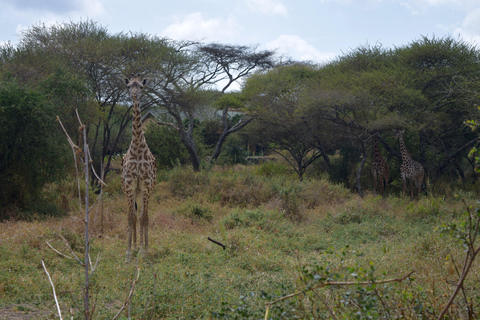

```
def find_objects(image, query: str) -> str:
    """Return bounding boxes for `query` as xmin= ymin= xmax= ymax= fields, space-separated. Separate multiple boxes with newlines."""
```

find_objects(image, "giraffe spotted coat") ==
xmin=371 ymin=135 xmax=389 ymax=195
xmin=122 ymin=74 xmax=157 ymax=262
xmin=394 ymin=130 xmax=424 ymax=197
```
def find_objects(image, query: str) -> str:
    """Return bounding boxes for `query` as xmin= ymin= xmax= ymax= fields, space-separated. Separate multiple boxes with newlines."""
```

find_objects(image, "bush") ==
xmin=217 ymin=133 xmax=249 ymax=165
xmin=173 ymin=200 xmax=213 ymax=223
xmin=145 ymin=123 xmax=190 ymax=169
xmin=0 ymin=81 xmax=69 ymax=218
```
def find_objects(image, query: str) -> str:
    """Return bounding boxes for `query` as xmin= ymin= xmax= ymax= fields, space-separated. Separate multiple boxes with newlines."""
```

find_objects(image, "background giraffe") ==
xmin=122 ymin=74 xmax=157 ymax=262
xmin=393 ymin=130 xmax=425 ymax=197
xmin=371 ymin=134 xmax=389 ymax=195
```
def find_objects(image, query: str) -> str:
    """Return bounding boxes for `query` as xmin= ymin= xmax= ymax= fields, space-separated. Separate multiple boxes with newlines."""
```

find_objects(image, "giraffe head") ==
xmin=124 ymin=73 xmax=148 ymax=101
xmin=393 ymin=129 xmax=405 ymax=140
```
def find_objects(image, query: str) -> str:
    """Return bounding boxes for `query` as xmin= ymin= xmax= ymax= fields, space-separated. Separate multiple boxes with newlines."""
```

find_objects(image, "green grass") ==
xmin=0 ymin=163 xmax=479 ymax=319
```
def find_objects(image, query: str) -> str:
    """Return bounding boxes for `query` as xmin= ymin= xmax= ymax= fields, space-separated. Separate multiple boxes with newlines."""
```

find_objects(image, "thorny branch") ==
xmin=264 ymin=271 xmax=415 ymax=320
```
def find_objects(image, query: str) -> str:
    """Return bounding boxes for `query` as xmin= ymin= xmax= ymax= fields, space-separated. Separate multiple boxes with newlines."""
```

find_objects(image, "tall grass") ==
xmin=0 ymin=162 xmax=479 ymax=319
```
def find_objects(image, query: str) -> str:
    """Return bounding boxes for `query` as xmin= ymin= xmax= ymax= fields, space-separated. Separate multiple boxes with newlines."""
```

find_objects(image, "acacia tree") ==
xmin=296 ymin=37 xmax=480 ymax=191
xmin=243 ymin=63 xmax=334 ymax=179
xmin=146 ymin=42 xmax=276 ymax=171
xmin=395 ymin=36 xmax=480 ymax=181
xmin=198 ymin=43 xmax=276 ymax=162
xmin=15 ymin=21 xmax=174 ymax=182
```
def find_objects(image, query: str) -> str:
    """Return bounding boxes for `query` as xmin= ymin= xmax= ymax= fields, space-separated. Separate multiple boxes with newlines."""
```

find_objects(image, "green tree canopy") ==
xmin=0 ymin=80 xmax=70 ymax=216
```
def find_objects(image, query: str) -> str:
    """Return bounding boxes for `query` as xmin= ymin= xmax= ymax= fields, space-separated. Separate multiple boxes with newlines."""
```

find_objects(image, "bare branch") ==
xmin=56 ymin=116 xmax=82 ymax=211
xmin=41 ymin=260 xmax=63 ymax=320
xmin=265 ymin=271 xmax=415 ymax=314
xmin=58 ymin=234 xmax=85 ymax=267
xmin=46 ymin=241 xmax=73 ymax=260
xmin=113 ymin=261 xmax=141 ymax=320
xmin=157 ymin=121 xmax=180 ymax=131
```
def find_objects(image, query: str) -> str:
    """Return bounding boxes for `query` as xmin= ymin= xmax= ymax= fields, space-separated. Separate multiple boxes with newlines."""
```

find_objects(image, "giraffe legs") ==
xmin=126 ymin=196 xmax=137 ymax=262
xmin=139 ymin=198 xmax=148 ymax=252
xmin=401 ymin=176 xmax=407 ymax=197
xmin=139 ymin=184 xmax=153 ymax=255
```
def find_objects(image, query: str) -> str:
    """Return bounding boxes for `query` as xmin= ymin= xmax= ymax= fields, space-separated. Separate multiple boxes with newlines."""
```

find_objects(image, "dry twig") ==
xmin=113 ymin=261 xmax=141 ymax=320
xmin=264 ymin=271 xmax=414 ymax=320
xmin=58 ymin=234 xmax=85 ymax=267
xmin=45 ymin=241 xmax=73 ymax=260
xmin=42 ymin=260 xmax=63 ymax=320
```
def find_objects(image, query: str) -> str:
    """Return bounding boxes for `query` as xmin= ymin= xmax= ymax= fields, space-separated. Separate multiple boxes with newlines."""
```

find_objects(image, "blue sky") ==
xmin=1 ymin=0 xmax=479 ymax=64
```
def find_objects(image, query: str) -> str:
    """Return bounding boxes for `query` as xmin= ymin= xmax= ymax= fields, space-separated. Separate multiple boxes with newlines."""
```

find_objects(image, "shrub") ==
xmin=254 ymin=161 xmax=291 ymax=177
xmin=165 ymin=166 xmax=210 ymax=198
xmin=221 ymin=208 xmax=282 ymax=231
xmin=173 ymin=200 xmax=213 ymax=223
xmin=145 ymin=123 xmax=190 ymax=169
xmin=0 ymin=81 xmax=69 ymax=218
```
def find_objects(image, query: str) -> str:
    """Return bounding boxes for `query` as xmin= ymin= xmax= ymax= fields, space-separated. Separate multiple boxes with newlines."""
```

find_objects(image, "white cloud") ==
xmin=266 ymin=35 xmax=336 ymax=63
xmin=400 ymin=0 xmax=478 ymax=14
xmin=454 ymin=8 xmax=480 ymax=45
xmin=1 ymin=0 xmax=103 ymax=15
xmin=15 ymin=23 xmax=29 ymax=37
xmin=245 ymin=0 xmax=288 ymax=16
xmin=161 ymin=12 xmax=240 ymax=41
xmin=80 ymin=0 xmax=104 ymax=17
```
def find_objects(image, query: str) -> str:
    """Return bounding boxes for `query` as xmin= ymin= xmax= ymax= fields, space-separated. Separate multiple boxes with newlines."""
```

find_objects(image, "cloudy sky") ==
xmin=0 ymin=0 xmax=479 ymax=64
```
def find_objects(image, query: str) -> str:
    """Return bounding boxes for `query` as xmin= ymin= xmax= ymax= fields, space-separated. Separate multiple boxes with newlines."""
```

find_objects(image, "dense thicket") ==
xmin=0 ymin=80 xmax=69 ymax=216
xmin=244 ymin=36 xmax=480 ymax=192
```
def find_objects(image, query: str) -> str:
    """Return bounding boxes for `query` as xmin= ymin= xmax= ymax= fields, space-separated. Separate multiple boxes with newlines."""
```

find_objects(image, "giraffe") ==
xmin=371 ymin=135 xmax=389 ymax=196
xmin=122 ymin=74 xmax=157 ymax=262
xmin=393 ymin=130 xmax=425 ymax=197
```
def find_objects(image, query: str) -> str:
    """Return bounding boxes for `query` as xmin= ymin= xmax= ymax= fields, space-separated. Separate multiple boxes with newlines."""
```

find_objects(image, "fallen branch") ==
xmin=42 ymin=260 xmax=63 ymax=320
xmin=208 ymin=237 xmax=226 ymax=250
xmin=264 ymin=271 xmax=414 ymax=320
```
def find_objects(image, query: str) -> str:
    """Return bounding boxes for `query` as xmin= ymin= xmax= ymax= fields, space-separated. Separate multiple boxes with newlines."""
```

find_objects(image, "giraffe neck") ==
xmin=373 ymin=137 xmax=381 ymax=160
xmin=398 ymin=135 xmax=412 ymax=163
xmin=131 ymin=99 xmax=146 ymax=148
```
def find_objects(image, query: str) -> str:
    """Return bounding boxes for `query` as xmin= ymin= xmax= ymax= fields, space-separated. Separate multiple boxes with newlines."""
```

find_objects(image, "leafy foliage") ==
xmin=144 ymin=122 xmax=190 ymax=169
xmin=0 ymin=80 xmax=68 ymax=216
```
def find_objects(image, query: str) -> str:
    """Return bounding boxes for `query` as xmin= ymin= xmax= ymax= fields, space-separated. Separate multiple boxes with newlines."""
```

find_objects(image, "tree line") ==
xmin=1 ymin=19 xmax=479 ymax=216
xmin=244 ymin=36 xmax=480 ymax=192
xmin=0 ymin=20 xmax=275 ymax=216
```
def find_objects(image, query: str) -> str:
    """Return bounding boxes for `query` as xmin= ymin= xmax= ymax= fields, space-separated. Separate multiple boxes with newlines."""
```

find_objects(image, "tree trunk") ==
xmin=210 ymin=127 xmax=229 ymax=162
xmin=183 ymin=136 xmax=201 ymax=171
xmin=210 ymin=115 xmax=253 ymax=162
xmin=436 ymin=138 xmax=477 ymax=176
xmin=182 ymin=113 xmax=201 ymax=171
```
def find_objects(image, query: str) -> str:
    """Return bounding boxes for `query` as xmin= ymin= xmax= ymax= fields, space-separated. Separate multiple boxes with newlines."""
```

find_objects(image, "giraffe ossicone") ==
xmin=121 ymin=74 xmax=157 ymax=262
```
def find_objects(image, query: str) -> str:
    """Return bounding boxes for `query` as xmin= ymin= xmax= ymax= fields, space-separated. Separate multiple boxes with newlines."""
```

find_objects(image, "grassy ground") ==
xmin=0 ymin=163 xmax=479 ymax=319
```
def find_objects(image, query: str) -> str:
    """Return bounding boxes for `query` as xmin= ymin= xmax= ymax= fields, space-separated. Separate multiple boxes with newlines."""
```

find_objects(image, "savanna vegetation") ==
xmin=1 ymin=20 xmax=480 ymax=319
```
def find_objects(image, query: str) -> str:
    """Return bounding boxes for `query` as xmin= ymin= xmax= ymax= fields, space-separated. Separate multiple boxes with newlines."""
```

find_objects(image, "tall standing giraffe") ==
xmin=122 ymin=74 xmax=157 ymax=262
xmin=393 ymin=130 xmax=425 ymax=197
xmin=371 ymin=135 xmax=389 ymax=196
